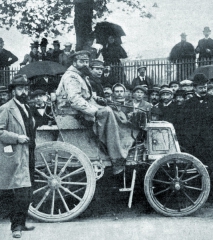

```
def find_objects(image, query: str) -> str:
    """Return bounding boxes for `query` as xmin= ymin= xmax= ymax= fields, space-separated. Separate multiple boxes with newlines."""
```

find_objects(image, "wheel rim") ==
xmin=29 ymin=142 xmax=96 ymax=222
xmin=145 ymin=155 xmax=210 ymax=216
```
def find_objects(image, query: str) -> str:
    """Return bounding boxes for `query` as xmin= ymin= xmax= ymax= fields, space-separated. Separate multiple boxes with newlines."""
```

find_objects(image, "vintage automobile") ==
xmin=28 ymin=97 xmax=210 ymax=222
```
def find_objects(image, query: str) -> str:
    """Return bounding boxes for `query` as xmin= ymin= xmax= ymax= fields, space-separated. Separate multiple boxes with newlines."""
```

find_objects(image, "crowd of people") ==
xmin=1 ymin=26 xmax=213 ymax=238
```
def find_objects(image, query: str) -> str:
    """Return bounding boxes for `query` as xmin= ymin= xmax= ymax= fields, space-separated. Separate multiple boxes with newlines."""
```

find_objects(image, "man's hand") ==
xmin=17 ymin=135 xmax=29 ymax=144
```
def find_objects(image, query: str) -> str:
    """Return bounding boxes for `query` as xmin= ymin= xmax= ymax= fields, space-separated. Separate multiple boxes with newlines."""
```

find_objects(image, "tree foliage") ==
xmin=0 ymin=0 xmax=152 ymax=38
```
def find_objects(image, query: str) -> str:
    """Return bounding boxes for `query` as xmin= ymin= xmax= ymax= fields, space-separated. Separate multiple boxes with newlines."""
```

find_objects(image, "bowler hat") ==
xmin=203 ymin=27 xmax=211 ymax=32
xmin=8 ymin=74 xmax=29 ymax=91
xmin=90 ymin=59 xmax=104 ymax=68
xmin=71 ymin=50 xmax=90 ymax=60
xmin=31 ymin=89 xmax=46 ymax=98
xmin=159 ymin=87 xmax=173 ymax=95
xmin=0 ymin=86 xmax=8 ymax=93
xmin=193 ymin=73 xmax=209 ymax=86
xmin=137 ymin=66 xmax=147 ymax=71
xmin=132 ymin=85 xmax=147 ymax=93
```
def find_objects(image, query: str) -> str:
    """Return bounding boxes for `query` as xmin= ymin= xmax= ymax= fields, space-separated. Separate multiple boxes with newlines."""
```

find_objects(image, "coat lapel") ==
xmin=9 ymin=99 xmax=26 ymax=134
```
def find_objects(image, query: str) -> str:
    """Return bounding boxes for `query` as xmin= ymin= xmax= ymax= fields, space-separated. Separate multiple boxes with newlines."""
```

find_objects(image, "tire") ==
xmin=144 ymin=153 xmax=210 ymax=217
xmin=28 ymin=142 xmax=96 ymax=222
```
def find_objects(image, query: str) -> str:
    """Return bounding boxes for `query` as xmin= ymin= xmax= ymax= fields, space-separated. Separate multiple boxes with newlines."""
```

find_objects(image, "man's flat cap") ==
xmin=148 ymin=86 xmax=160 ymax=94
xmin=137 ymin=66 xmax=147 ymax=71
xmin=132 ymin=85 xmax=147 ymax=93
xmin=159 ymin=87 xmax=173 ymax=95
xmin=179 ymin=79 xmax=193 ymax=86
xmin=71 ymin=50 xmax=90 ymax=60
xmin=193 ymin=73 xmax=209 ymax=86
xmin=90 ymin=59 xmax=104 ymax=68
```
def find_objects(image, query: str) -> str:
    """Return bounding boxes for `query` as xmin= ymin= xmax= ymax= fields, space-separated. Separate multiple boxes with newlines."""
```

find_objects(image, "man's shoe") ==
xmin=22 ymin=225 xmax=35 ymax=231
xmin=12 ymin=230 xmax=22 ymax=238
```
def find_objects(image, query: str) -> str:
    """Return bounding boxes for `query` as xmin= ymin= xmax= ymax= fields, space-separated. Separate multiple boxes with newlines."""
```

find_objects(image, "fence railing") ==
xmin=0 ymin=57 xmax=213 ymax=88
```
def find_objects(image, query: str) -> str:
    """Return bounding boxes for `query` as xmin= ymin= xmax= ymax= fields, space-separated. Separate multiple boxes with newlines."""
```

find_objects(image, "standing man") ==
xmin=0 ymin=75 xmax=35 ymax=238
xmin=51 ymin=40 xmax=63 ymax=63
xmin=0 ymin=38 xmax=18 ymax=67
xmin=0 ymin=86 xmax=9 ymax=106
xmin=183 ymin=73 xmax=213 ymax=171
xmin=195 ymin=27 xmax=213 ymax=62
xmin=131 ymin=66 xmax=153 ymax=90
xmin=59 ymin=42 xmax=74 ymax=68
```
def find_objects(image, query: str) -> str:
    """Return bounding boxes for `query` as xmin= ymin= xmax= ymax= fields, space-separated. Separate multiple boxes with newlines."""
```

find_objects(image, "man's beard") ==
xmin=79 ymin=66 xmax=91 ymax=77
xmin=151 ymin=99 xmax=158 ymax=105
xmin=16 ymin=94 xmax=28 ymax=104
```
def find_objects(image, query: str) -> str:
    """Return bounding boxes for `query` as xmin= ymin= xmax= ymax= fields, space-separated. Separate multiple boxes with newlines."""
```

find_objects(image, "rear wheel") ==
xmin=144 ymin=153 xmax=210 ymax=217
xmin=28 ymin=142 xmax=96 ymax=222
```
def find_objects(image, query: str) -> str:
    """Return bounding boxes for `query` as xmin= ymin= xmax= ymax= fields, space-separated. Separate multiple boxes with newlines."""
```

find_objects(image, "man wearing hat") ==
xmin=89 ymin=59 xmax=105 ymax=98
xmin=0 ymin=86 xmax=9 ymax=106
xmin=182 ymin=73 xmax=213 ymax=171
xmin=148 ymin=86 xmax=160 ymax=106
xmin=51 ymin=40 xmax=63 ymax=63
xmin=195 ymin=27 xmax=213 ymax=61
xmin=0 ymin=38 xmax=18 ymax=68
xmin=158 ymin=87 xmax=174 ymax=122
xmin=59 ymin=42 xmax=74 ymax=68
xmin=0 ymin=74 xmax=35 ymax=238
xmin=169 ymin=81 xmax=180 ymax=93
xmin=131 ymin=66 xmax=153 ymax=90
xmin=179 ymin=79 xmax=193 ymax=91
xmin=169 ymin=33 xmax=195 ymax=80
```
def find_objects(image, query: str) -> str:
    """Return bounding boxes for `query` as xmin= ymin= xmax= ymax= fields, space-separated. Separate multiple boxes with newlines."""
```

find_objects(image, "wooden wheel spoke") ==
xmin=152 ymin=179 xmax=171 ymax=184
xmin=160 ymin=166 xmax=173 ymax=180
xmin=57 ymin=189 xmax=70 ymax=212
xmin=35 ymin=189 xmax=51 ymax=210
xmin=61 ymin=181 xmax=88 ymax=186
xmin=51 ymin=190 xmax=55 ymax=216
xmin=184 ymin=185 xmax=202 ymax=191
xmin=179 ymin=162 xmax=192 ymax=180
xmin=174 ymin=160 xmax=179 ymax=179
xmin=34 ymin=180 xmax=48 ymax=183
xmin=35 ymin=168 xmax=49 ymax=179
xmin=163 ymin=190 xmax=174 ymax=208
xmin=182 ymin=174 xmax=200 ymax=183
xmin=182 ymin=190 xmax=195 ymax=205
xmin=58 ymin=155 xmax=73 ymax=177
xmin=54 ymin=152 xmax=58 ymax=175
xmin=60 ymin=185 xmax=82 ymax=201
xmin=154 ymin=186 xmax=171 ymax=196
xmin=40 ymin=152 xmax=53 ymax=176
xmin=33 ymin=185 xmax=48 ymax=194
xmin=60 ymin=167 xmax=84 ymax=180
xmin=73 ymin=186 xmax=86 ymax=194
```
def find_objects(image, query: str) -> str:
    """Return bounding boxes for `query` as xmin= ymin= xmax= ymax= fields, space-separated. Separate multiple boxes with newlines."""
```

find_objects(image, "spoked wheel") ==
xmin=144 ymin=153 xmax=210 ymax=217
xmin=28 ymin=142 xmax=96 ymax=222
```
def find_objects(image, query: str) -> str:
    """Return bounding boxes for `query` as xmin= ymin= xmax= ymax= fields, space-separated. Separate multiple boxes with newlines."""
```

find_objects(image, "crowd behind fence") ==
xmin=1 ymin=57 xmax=213 ymax=88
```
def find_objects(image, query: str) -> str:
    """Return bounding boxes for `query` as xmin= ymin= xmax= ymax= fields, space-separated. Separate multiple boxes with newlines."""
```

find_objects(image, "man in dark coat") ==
xmin=0 ymin=38 xmax=18 ymax=67
xmin=182 ymin=73 xmax=213 ymax=171
xmin=50 ymin=40 xmax=63 ymax=63
xmin=0 ymin=75 xmax=35 ymax=238
xmin=131 ymin=66 xmax=153 ymax=90
xmin=0 ymin=86 xmax=9 ymax=106
xmin=195 ymin=27 xmax=213 ymax=61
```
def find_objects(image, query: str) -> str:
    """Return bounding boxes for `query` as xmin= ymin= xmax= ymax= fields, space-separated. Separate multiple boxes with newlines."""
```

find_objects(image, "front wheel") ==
xmin=28 ymin=142 xmax=96 ymax=222
xmin=144 ymin=153 xmax=210 ymax=217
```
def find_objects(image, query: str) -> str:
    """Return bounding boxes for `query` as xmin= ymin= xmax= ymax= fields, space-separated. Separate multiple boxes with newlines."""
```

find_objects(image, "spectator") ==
xmin=101 ymin=64 xmax=114 ymax=87
xmin=184 ymin=90 xmax=194 ymax=100
xmin=39 ymin=38 xmax=51 ymax=61
xmin=59 ymin=42 xmax=74 ymax=68
xmin=195 ymin=27 xmax=213 ymax=61
xmin=207 ymin=84 xmax=213 ymax=95
xmin=103 ymin=84 xmax=113 ymax=101
xmin=169 ymin=33 xmax=195 ymax=61
xmin=89 ymin=59 xmax=105 ymax=98
xmin=20 ymin=42 xmax=40 ymax=66
xmin=158 ymin=87 xmax=174 ymax=122
xmin=112 ymin=83 xmax=126 ymax=104
xmin=30 ymin=89 xmax=53 ymax=128
xmin=174 ymin=89 xmax=185 ymax=106
xmin=0 ymin=38 xmax=18 ymax=67
xmin=182 ymin=73 xmax=213 ymax=171
xmin=0 ymin=86 xmax=9 ymax=106
xmin=50 ymin=40 xmax=63 ymax=63
xmin=179 ymin=79 xmax=193 ymax=91
xmin=169 ymin=81 xmax=180 ymax=93
xmin=148 ymin=86 xmax=160 ymax=106
xmin=101 ymin=35 xmax=127 ymax=65
xmin=0 ymin=74 xmax=35 ymax=238
xmin=131 ymin=66 xmax=153 ymax=90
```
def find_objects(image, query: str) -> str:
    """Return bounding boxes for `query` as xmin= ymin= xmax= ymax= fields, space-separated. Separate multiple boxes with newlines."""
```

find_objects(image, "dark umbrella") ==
xmin=17 ymin=61 xmax=67 ymax=78
xmin=190 ymin=65 xmax=213 ymax=80
xmin=93 ymin=21 xmax=126 ymax=45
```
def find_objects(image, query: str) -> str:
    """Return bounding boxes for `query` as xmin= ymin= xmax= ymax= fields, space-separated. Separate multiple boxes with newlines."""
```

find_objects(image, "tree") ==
xmin=0 ymin=0 xmax=152 ymax=50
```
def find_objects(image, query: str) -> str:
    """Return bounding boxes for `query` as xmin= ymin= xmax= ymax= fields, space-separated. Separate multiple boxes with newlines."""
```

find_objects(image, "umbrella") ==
xmin=93 ymin=21 xmax=126 ymax=45
xmin=17 ymin=61 xmax=67 ymax=79
xmin=190 ymin=65 xmax=213 ymax=80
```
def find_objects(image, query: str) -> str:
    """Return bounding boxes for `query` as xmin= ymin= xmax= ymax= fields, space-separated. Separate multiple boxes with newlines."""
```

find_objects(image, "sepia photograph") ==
xmin=0 ymin=0 xmax=213 ymax=239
